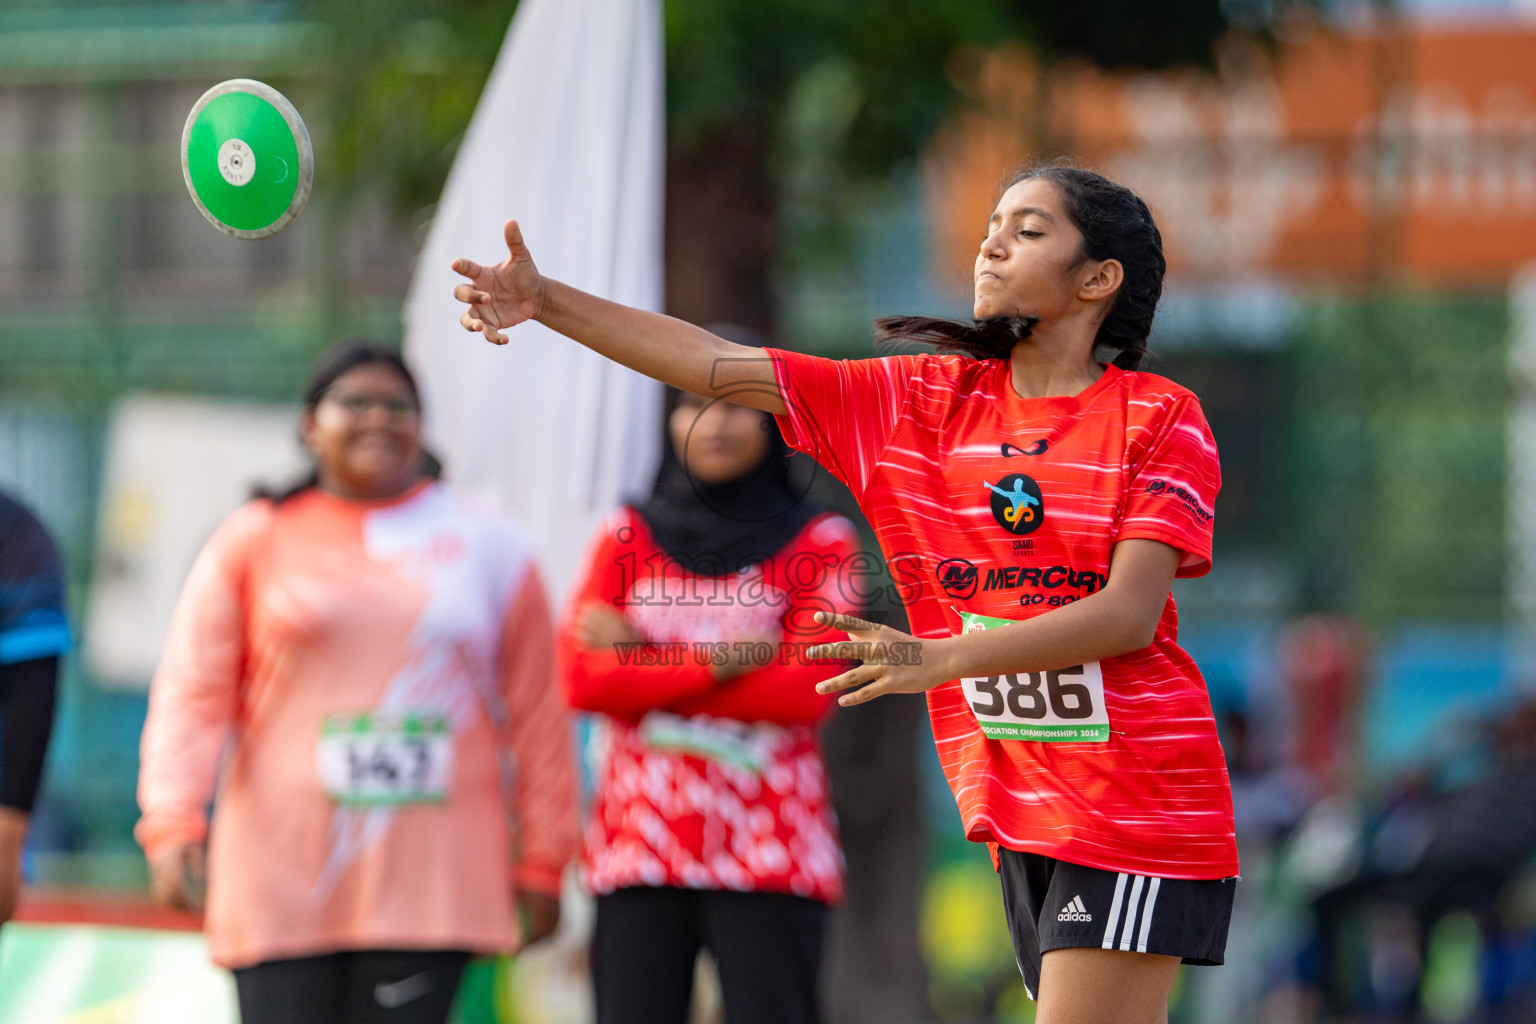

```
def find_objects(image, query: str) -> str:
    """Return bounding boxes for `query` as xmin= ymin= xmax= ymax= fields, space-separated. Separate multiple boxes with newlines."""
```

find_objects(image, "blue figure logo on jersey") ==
xmin=986 ymin=474 xmax=1045 ymax=535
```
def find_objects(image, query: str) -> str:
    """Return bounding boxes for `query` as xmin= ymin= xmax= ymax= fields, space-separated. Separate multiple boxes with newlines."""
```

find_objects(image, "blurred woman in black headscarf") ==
xmin=558 ymin=326 xmax=861 ymax=1024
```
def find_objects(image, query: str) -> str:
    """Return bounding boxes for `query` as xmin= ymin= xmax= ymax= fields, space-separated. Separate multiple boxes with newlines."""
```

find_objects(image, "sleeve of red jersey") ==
xmin=557 ymin=515 xmax=717 ymax=722
xmin=1116 ymin=395 xmax=1220 ymax=578
xmin=663 ymin=513 xmax=860 ymax=726
xmin=764 ymin=348 xmax=919 ymax=498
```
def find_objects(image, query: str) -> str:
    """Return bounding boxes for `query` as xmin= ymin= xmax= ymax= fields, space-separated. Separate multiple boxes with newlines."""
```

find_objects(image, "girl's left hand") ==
xmin=575 ymin=605 xmax=640 ymax=649
xmin=516 ymin=888 xmax=562 ymax=947
xmin=808 ymin=611 xmax=952 ymax=707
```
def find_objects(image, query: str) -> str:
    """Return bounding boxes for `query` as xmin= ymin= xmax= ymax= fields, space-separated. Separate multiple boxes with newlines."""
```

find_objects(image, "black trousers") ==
xmin=233 ymin=948 xmax=471 ymax=1024
xmin=592 ymin=887 xmax=828 ymax=1024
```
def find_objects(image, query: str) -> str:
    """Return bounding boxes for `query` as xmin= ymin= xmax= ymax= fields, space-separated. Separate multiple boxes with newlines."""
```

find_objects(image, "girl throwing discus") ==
xmin=451 ymin=165 xmax=1237 ymax=1024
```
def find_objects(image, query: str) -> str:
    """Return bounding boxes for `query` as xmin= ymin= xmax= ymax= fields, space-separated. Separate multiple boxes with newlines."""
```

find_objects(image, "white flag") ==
xmin=404 ymin=0 xmax=664 ymax=606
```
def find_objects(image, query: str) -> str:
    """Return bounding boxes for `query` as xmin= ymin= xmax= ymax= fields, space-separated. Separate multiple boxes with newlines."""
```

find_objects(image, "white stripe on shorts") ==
xmin=1136 ymin=877 xmax=1162 ymax=953
xmin=1101 ymin=873 xmax=1128 ymax=949
xmin=1118 ymin=875 xmax=1145 ymax=950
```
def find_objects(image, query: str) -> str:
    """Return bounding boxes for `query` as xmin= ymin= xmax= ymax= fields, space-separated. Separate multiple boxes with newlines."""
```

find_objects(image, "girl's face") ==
xmin=974 ymin=177 xmax=1098 ymax=322
xmin=670 ymin=394 xmax=773 ymax=486
xmin=301 ymin=363 xmax=423 ymax=499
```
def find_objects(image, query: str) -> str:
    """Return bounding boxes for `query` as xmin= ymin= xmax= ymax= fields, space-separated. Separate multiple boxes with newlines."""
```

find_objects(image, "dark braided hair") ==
xmin=875 ymin=165 xmax=1165 ymax=371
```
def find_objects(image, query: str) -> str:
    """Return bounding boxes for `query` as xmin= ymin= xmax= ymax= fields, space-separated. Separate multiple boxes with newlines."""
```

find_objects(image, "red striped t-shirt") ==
xmin=768 ymin=351 xmax=1238 ymax=879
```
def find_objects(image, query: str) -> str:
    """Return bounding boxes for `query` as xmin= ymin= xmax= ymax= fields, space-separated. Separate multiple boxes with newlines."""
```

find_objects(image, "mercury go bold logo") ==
xmin=935 ymin=558 xmax=979 ymax=599
xmin=1146 ymin=478 xmax=1214 ymax=525
xmin=985 ymin=473 xmax=1045 ymax=535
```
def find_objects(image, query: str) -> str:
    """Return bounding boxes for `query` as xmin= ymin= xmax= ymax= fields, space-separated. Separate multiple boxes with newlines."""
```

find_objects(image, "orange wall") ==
xmin=927 ymin=26 xmax=1536 ymax=289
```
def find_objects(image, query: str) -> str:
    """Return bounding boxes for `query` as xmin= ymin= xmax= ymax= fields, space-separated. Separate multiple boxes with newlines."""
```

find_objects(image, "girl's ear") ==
xmin=1080 ymin=258 xmax=1125 ymax=304
xmin=298 ymin=406 xmax=319 ymax=455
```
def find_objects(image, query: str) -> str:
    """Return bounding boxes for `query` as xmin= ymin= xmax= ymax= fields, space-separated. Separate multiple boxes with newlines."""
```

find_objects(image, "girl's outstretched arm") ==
xmin=452 ymin=220 xmax=787 ymax=415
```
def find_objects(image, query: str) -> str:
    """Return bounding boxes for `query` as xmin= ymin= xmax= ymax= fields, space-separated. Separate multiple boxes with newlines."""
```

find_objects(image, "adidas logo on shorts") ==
xmin=1057 ymin=895 xmax=1092 ymax=922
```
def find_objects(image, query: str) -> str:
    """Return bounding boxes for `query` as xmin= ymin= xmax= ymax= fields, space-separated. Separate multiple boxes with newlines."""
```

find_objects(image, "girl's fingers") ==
xmin=453 ymin=283 xmax=492 ymax=305
xmin=813 ymin=610 xmax=881 ymax=632
xmin=451 ymin=257 xmax=484 ymax=279
xmin=806 ymin=639 xmax=877 ymax=662
xmin=461 ymin=310 xmax=507 ymax=344
xmin=503 ymin=219 xmax=526 ymax=256
xmin=817 ymin=668 xmax=895 ymax=705
xmin=837 ymin=680 xmax=891 ymax=707
xmin=816 ymin=666 xmax=874 ymax=695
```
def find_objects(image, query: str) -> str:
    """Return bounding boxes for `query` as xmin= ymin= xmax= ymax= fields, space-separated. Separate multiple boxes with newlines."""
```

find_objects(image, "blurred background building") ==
xmin=3 ymin=0 xmax=1536 ymax=1022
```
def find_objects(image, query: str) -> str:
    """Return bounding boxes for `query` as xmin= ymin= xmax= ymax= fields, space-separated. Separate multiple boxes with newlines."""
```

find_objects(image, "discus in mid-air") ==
xmin=180 ymin=79 xmax=313 ymax=240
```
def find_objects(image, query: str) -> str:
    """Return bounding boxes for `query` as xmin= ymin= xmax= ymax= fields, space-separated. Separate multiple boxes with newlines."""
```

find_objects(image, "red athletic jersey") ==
xmin=768 ymin=351 xmax=1238 ymax=879
xmin=559 ymin=508 xmax=859 ymax=903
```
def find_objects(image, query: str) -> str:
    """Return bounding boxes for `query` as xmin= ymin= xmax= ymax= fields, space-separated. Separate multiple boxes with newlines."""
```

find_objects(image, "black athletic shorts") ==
xmin=997 ymin=848 xmax=1236 ymax=1000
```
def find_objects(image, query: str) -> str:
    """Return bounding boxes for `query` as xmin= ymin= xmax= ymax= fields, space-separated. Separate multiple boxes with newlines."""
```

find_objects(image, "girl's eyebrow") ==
xmin=989 ymin=206 xmax=1059 ymax=228
xmin=1008 ymin=205 xmax=1058 ymax=224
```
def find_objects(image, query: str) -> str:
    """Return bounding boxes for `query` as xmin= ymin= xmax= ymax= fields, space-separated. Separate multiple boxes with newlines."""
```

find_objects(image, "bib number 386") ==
xmin=956 ymin=611 xmax=1110 ymax=742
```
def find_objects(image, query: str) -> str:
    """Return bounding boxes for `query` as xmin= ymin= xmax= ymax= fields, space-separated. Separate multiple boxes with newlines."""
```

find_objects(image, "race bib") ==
xmin=639 ymin=711 xmax=772 ymax=773
xmin=956 ymin=611 xmax=1110 ymax=742
xmin=317 ymin=711 xmax=453 ymax=805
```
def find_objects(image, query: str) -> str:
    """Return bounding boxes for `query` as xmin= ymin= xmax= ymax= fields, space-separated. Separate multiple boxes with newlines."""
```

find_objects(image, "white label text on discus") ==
xmin=956 ymin=611 xmax=1110 ymax=742
xmin=317 ymin=711 xmax=453 ymax=805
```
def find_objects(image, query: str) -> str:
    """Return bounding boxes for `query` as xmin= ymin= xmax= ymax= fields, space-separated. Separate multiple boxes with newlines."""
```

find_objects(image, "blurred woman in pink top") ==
xmin=136 ymin=344 xmax=579 ymax=1024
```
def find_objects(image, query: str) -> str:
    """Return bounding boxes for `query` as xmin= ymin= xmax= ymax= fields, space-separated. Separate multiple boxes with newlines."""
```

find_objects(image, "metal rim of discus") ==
xmin=180 ymin=79 xmax=314 ymax=240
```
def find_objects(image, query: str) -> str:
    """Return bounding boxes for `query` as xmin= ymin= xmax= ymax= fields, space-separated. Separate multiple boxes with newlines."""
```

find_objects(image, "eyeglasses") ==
xmin=324 ymin=390 xmax=420 ymax=419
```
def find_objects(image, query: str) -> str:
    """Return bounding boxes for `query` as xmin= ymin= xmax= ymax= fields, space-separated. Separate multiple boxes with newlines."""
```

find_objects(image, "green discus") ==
xmin=180 ymin=79 xmax=313 ymax=239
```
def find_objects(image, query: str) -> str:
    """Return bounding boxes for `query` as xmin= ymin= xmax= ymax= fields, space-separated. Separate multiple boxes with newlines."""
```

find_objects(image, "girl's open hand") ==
xmin=515 ymin=888 xmax=562 ymax=947
xmin=452 ymin=220 xmax=544 ymax=345
xmin=808 ymin=611 xmax=951 ymax=707
xmin=149 ymin=841 xmax=207 ymax=913
xmin=575 ymin=605 xmax=641 ymax=649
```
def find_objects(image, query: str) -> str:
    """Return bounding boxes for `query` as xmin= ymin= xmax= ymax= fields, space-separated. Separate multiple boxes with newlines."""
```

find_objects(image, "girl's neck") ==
xmin=1007 ymin=322 xmax=1103 ymax=400
xmin=317 ymin=470 xmax=425 ymax=503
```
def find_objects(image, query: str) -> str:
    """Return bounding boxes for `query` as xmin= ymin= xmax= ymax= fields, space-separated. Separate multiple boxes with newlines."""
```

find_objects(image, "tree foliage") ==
xmin=305 ymin=0 xmax=1282 ymax=216
xmin=293 ymin=0 xmax=517 ymax=211
xmin=665 ymin=0 xmax=1270 ymax=178
xmin=1290 ymin=293 xmax=1508 ymax=621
